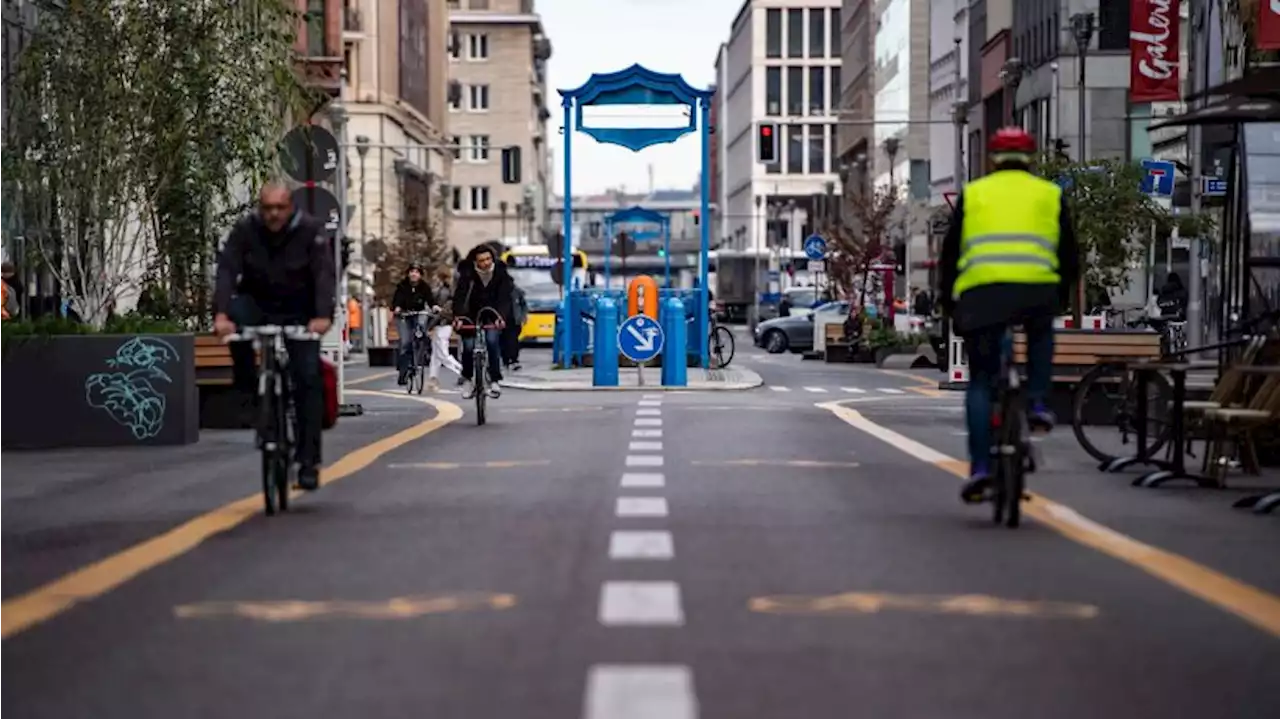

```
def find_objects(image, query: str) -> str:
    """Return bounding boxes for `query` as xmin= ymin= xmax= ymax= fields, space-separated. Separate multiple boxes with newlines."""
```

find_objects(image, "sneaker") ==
xmin=461 ymin=381 xmax=477 ymax=399
xmin=510 ymin=361 xmax=523 ymax=372
xmin=297 ymin=465 xmax=321 ymax=491
xmin=487 ymin=385 xmax=501 ymax=399
xmin=960 ymin=469 xmax=992 ymax=504
xmin=1028 ymin=403 xmax=1056 ymax=432
xmin=426 ymin=377 xmax=440 ymax=392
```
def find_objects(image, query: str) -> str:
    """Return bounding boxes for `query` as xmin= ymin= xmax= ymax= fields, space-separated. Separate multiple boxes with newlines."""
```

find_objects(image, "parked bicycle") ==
xmin=455 ymin=306 xmax=504 ymax=426
xmin=396 ymin=309 xmax=438 ymax=395
xmin=1070 ymin=308 xmax=1279 ymax=464
xmin=708 ymin=303 xmax=735 ymax=368
xmin=224 ymin=324 xmax=320 ymax=516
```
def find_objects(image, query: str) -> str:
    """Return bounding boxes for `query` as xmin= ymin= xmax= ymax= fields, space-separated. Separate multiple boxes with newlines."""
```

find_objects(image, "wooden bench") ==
xmin=194 ymin=335 xmax=253 ymax=428
xmin=195 ymin=334 xmax=237 ymax=386
xmin=1012 ymin=329 xmax=1162 ymax=381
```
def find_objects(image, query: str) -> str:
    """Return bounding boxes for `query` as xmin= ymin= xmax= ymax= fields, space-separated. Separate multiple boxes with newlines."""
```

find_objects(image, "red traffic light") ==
xmin=761 ymin=126 xmax=772 ymax=137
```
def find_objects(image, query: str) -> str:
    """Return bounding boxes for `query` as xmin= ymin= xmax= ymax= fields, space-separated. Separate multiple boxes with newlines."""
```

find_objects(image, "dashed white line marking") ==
xmin=638 ymin=400 xmax=662 ymax=407
xmin=585 ymin=665 xmax=697 ymax=719
xmin=840 ymin=387 xmax=867 ymax=394
xmin=632 ymin=429 xmax=663 ymax=438
xmin=634 ymin=418 xmax=663 ymax=427
xmin=642 ymin=394 xmax=664 ymax=400
xmin=637 ymin=408 xmax=662 ymax=416
xmin=803 ymin=387 xmax=828 ymax=393
xmin=620 ymin=473 xmax=665 ymax=488
xmin=616 ymin=497 xmax=669 ymax=517
xmin=878 ymin=388 xmax=905 ymax=394
xmin=769 ymin=386 xmax=791 ymax=392
xmin=626 ymin=455 xmax=664 ymax=467
xmin=608 ymin=530 xmax=675 ymax=560
xmin=628 ymin=441 xmax=663 ymax=451
xmin=598 ymin=581 xmax=685 ymax=625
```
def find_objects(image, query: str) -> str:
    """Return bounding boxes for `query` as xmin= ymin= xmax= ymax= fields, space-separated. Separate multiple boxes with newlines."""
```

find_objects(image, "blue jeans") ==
xmin=461 ymin=328 xmax=503 ymax=383
xmin=396 ymin=315 xmax=427 ymax=376
xmin=964 ymin=316 xmax=1054 ymax=473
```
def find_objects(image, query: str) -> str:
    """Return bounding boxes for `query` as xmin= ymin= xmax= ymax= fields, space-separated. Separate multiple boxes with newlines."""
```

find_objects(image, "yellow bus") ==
xmin=501 ymin=246 xmax=590 ymax=343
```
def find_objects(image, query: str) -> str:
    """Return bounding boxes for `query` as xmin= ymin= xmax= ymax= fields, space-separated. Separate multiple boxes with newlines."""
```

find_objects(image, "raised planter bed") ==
xmin=2 ymin=333 xmax=198 ymax=449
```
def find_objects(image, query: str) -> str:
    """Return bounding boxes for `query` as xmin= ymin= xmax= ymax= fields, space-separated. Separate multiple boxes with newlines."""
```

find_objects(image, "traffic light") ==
xmin=756 ymin=122 xmax=779 ymax=164
xmin=501 ymin=146 xmax=522 ymax=184
xmin=893 ymin=242 xmax=907 ymax=276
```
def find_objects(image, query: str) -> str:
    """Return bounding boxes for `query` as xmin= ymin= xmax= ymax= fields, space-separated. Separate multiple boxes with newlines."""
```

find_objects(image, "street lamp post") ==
xmin=354 ymin=134 xmax=371 ymax=354
xmin=999 ymin=57 xmax=1024 ymax=126
xmin=753 ymin=194 xmax=763 ymax=330
xmin=1069 ymin=12 xmax=1095 ymax=328
xmin=499 ymin=200 xmax=509 ymax=242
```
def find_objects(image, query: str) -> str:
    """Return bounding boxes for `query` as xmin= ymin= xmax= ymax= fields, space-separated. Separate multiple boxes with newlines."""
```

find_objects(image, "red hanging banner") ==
xmin=1129 ymin=0 xmax=1182 ymax=103
xmin=1260 ymin=0 xmax=1280 ymax=50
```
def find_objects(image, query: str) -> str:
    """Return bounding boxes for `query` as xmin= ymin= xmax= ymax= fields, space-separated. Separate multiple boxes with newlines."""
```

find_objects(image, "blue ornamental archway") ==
xmin=559 ymin=64 xmax=714 ymax=368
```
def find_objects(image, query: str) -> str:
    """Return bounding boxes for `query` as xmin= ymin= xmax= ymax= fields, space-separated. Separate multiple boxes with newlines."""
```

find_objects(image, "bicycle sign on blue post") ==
xmin=803 ymin=234 xmax=827 ymax=261
xmin=619 ymin=314 xmax=664 ymax=364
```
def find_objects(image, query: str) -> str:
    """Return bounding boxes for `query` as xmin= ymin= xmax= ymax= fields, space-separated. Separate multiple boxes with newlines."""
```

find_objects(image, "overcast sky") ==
xmin=538 ymin=0 xmax=744 ymax=196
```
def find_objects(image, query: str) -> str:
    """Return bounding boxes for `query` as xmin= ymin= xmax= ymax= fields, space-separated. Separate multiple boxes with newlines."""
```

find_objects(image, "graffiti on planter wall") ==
xmin=84 ymin=337 xmax=181 ymax=439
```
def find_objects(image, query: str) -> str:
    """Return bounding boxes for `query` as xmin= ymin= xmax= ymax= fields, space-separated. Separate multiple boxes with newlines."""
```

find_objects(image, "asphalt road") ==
xmin=4 ymin=341 xmax=1278 ymax=718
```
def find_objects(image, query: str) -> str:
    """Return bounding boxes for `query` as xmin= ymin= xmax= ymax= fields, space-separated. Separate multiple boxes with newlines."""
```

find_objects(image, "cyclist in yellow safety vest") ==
xmin=939 ymin=127 xmax=1081 ymax=504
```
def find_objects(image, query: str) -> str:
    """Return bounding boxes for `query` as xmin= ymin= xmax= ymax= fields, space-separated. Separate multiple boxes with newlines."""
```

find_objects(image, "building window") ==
xmin=808 ymin=66 xmax=825 ymax=115
xmin=467 ymin=33 xmax=489 ymax=60
xmin=765 ymin=9 xmax=782 ymax=58
xmin=305 ymin=0 xmax=326 ymax=57
xmin=468 ymin=135 xmax=490 ymax=162
xmin=451 ymin=135 xmax=463 ymax=159
xmin=809 ymin=9 xmax=825 ymax=58
xmin=786 ymin=66 xmax=803 ymax=116
xmin=469 ymin=0 xmax=490 ymax=9
xmin=449 ymin=32 xmax=461 ymax=60
xmin=786 ymin=124 xmax=804 ymax=174
xmin=468 ymin=84 xmax=490 ymax=111
xmin=451 ymin=186 xmax=463 ymax=212
xmin=808 ymin=125 xmax=827 ymax=175
xmin=470 ymin=186 xmax=490 ymax=212
xmin=786 ymin=9 xmax=803 ymax=58
xmin=449 ymin=86 xmax=462 ymax=111
xmin=830 ymin=8 xmax=840 ymax=57
xmin=829 ymin=66 xmax=841 ymax=113
xmin=765 ymin=67 xmax=782 ymax=116
xmin=1098 ymin=3 xmax=1129 ymax=51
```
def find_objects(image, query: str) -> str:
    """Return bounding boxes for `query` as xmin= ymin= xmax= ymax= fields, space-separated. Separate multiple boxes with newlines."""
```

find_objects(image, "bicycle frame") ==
xmin=455 ymin=307 xmax=504 ymax=425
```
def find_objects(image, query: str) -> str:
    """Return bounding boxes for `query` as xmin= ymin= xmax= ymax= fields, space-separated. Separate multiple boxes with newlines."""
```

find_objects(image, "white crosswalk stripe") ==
xmin=840 ymin=387 xmax=867 ymax=393
xmin=878 ymin=388 xmax=906 ymax=394
xmin=802 ymin=387 xmax=828 ymax=393
xmin=769 ymin=386 xmax=791 ymax=392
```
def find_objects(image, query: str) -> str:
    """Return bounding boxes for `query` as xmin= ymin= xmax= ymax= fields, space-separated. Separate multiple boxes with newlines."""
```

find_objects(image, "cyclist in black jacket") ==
xmin=213 ymin=183 xmax=335 ymax=491
xmin=391 ymin=264 xmax=436 ymax=385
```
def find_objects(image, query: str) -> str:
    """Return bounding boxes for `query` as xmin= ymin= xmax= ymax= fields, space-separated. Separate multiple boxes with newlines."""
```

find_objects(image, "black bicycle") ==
xmin=989 ymin=329 xmax=1034 ymax=528
xmin=225 ymin=324 xmax=320 ymax=516
xmin=397 ymin=309 xmax=437 ymax=395
xmin=708 ymin=305 xmax=735 ymax=368
xmin=456 ymin=306 xmax=504 ymax=426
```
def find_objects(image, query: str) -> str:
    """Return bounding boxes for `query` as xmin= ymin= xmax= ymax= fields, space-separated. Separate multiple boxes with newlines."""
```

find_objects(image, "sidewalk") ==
xmin=502 ymin=364 xmax=763 ymax=391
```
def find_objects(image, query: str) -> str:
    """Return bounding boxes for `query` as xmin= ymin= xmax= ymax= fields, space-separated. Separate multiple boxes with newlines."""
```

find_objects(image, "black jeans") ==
xmin=501 ymin=323 xmax=521 ymax=365
xmin=227 ymin=296 xmax=323 ymax=469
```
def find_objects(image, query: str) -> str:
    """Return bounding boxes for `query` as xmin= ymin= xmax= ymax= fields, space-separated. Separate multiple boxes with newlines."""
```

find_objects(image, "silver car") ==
xmin=753 ymin=301 xmax=850 ymax=353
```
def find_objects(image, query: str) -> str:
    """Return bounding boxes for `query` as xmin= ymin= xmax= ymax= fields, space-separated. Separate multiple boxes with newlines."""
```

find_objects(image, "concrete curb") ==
xmin=500 ymin=369 xmax=765 ymax=392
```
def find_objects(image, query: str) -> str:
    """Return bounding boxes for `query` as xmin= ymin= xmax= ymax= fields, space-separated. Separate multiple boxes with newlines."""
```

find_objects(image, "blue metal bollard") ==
xmin=554 ymin=300 xmax=569 ymax=367
xmin=661 ymin=297 xmax=687 ymax=387
xmin=593 ymin=296 xmax=619 ymax=386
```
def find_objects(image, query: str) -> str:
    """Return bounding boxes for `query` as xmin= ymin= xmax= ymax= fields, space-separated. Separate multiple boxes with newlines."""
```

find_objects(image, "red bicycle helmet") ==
xmin=988 ymin=126 xmax=1036 ymax=156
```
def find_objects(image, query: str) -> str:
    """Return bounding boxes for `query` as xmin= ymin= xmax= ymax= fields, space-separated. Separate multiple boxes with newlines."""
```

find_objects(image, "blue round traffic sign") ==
xmin=803 ymin=234 xmax=827 ymax=260
xmin=618 ymin=315 xmax=664 ymax=363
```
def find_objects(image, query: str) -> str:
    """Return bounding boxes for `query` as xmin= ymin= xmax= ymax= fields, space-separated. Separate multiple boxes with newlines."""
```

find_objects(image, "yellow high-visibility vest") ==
xmin=953 ymin=170 xmax=1062 ymax=299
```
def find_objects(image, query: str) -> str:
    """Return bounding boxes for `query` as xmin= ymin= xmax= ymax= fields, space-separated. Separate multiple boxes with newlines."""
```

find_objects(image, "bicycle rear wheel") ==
xmin=711 ymin=325 xmax=735 ymax=367
xmin=993 ymin=399 xmax=1025 ymax=528
xmin=1071 ymin=362 xmax=1173 ymax=463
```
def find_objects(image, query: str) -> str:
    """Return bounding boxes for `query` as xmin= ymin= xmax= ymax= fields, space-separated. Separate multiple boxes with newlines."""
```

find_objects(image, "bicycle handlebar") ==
xmin=454 ymin=306 xmax=504 ymax=331
xmin=396 ymin=309 xmax=439 ymax=317
xmin=224 ymin=325 xmax=320 ymax=343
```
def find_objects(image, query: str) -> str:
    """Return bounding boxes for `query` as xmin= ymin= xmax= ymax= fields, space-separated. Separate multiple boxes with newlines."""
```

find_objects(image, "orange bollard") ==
xmin=628 ymin=275 xmax=659 ymax=318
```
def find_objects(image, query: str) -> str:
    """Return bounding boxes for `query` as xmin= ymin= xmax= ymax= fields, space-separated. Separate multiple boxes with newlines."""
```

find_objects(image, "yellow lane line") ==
xmin=750 ymin=591 xmax=1100 ymax=619
xmin=345 ymin=370 xmax=397 ymax=387
xmin=1 ymin=391 xmax=462 ymax=640
xmin=880 ymin=369 xmax=944 ymax=386
xmin=387 ymin=460 xmax=552 ymax=470
xmin=174 ymin=593 xmax=516 ymax=622
xmin=817 ymin=400 xmax=1280 ymax=638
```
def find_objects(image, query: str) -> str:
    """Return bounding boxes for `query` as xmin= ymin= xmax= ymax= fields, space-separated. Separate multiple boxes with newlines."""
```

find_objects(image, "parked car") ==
xmin=754 ymin=300 xmax=850 ymax=353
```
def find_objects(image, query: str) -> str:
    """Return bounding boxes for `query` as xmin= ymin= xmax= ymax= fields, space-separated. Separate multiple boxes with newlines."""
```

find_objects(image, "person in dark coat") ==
xmin=452 ymin=244 xmax=513 ymax=398
xmin=391 ymin=264 xmax=435 ymax=384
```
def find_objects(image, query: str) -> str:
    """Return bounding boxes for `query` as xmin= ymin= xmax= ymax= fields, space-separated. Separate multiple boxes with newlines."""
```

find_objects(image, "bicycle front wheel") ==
xmin=259 ymin=389 xmax=280 ymax=516
xmin=475 ymin=379 xmax=487 ymax=425
xmin=711 ymin=325 xmax=735 ymax=367
xmin=1071 ymin=362 xmax=1173 ymax=463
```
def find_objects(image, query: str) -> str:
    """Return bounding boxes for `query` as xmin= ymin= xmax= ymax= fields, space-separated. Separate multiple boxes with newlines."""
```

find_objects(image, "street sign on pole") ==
xmin=1140 ymin=158 xmax=1176 ymax=197
xmin=291 ymin=186 xmax=343 ymax=239
xmin=807 ymin=259 xmax=825 ymax=274
xmin=618 ymin=314 xmax=664 ymax=364
xmin=1201 ymin=177 xmax=1228 ymax=197
xmin=281 ymin=125 xmax=339 ymax=184
xmin=803 ymin=234 xmax=827 ymax=260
